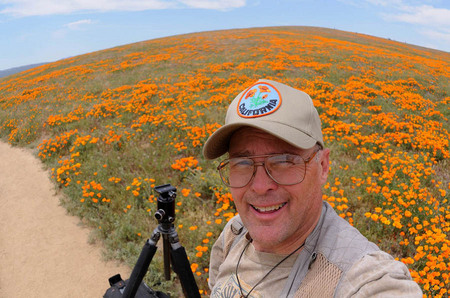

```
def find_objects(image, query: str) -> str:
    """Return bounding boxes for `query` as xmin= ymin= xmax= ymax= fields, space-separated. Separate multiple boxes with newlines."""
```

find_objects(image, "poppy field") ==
xmin=0 ymin=27 xmax=449 ymax=296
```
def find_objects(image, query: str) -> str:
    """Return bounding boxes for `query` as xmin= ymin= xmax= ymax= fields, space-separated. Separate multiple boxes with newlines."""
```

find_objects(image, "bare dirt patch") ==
xmin=0 ymin=141 xmax=130 ymax=297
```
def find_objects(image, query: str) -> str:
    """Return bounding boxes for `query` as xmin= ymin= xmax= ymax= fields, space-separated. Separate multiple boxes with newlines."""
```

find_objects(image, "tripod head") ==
xmin=154 ymin=184 xmax=176 ymax=228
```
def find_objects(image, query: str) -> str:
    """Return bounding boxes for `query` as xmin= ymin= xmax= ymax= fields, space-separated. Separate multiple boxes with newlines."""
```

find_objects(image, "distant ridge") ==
xmin=0 ymin=63 xmax=48 ymax=78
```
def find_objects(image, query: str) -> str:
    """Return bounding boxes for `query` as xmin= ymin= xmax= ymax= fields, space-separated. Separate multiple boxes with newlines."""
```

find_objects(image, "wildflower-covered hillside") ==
xmin=0 ymin=27 xmax=449 ymax=296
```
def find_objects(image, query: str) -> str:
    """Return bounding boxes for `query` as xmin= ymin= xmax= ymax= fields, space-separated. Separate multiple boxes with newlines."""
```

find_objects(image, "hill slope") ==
xmin=0 ymin=62 xmax=48 ymax=78
xmin=0 ymin=26 xmax=449 ymax=296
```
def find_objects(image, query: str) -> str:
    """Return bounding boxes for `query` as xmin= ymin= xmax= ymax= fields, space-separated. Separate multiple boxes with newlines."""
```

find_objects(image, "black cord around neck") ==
xmin=235 ymin=240 xmax=305 ymax=298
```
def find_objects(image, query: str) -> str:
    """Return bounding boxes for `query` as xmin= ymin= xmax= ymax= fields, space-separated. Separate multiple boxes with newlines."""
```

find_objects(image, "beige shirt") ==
xmin=210 ymin=237 xmax=300 ymax=297
xmin=335 ymin=251 xmax=422 ymax=297
xmin=210 ymin=235 xmax=422 ymax=297
xmin=209 ymin=202 xmax=423 ymax=297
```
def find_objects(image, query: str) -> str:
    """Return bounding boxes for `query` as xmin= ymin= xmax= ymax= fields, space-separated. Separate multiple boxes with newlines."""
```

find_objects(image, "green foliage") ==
xmin=0 ymin=26 xmax=449 ymax=296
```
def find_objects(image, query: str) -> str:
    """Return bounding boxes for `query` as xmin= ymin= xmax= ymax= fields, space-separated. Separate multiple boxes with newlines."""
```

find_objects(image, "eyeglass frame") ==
xmin=217 ymin=146 xmax=322 ymax=188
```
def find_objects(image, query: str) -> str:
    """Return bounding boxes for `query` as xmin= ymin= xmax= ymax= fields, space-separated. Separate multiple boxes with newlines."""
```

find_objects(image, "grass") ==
xmin=0 ymin=26 xmax=449 ymax=297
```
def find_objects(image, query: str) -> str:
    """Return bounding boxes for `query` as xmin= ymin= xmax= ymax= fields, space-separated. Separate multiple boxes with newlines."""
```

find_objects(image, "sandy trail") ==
xmin=0 ymin=141 xmax=130 ymax=297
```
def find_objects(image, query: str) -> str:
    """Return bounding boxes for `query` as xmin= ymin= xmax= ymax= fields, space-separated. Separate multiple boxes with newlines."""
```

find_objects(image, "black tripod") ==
xmin=123 ymin=184 xmax=201 ymax=298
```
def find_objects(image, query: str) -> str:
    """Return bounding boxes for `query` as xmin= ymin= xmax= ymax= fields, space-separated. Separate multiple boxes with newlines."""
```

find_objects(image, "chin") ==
xmin=249 ymin=227 xmax=286 ymax=248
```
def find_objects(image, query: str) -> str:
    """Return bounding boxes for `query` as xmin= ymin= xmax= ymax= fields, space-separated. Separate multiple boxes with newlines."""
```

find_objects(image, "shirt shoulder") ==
xmin=312 ymin=202 xmax=380 ymax=271
xmin=335 ymin=251 xmax=423 ymax=297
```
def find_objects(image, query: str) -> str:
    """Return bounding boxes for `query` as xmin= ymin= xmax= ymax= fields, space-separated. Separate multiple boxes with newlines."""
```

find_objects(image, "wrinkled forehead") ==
xmin=228 ymin=127 xmax=306 ymax=157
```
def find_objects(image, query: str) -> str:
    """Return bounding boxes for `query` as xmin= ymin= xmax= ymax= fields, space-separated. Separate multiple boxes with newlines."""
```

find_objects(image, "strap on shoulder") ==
xmin=222 ymin=215 xmax=246 ymax=261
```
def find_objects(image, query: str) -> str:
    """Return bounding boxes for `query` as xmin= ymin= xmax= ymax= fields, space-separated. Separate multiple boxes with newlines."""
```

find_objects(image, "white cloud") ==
xmin=179 ymin=0 xmax=246 ymax=10
xmin=51 ymin=19 xmax=95 ymax=38
xmin=384 ymin=4 xmax=450 ymax=29
xmin=64 ymin=19 xmax=94 ymax=30
xmin=359 ymin=0 xmax=450 ymax=51
xmin=364 ymin=0 xmax=403 ymax=6
xmin=0 ymin=0 xmax=173 ymax=16
xmin=0 ymin=0 xmax=246 ymax=16
xmin=420 ymin=29 xmax=450 ymax=43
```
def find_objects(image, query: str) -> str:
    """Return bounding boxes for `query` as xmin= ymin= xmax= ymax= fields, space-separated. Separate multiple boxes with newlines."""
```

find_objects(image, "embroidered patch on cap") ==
xmin=237 ymin=82 xmax=282 ymax=118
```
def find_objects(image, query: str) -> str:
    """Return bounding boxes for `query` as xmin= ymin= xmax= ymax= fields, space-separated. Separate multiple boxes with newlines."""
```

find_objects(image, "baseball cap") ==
xmin=203 ymin=79 xmax=324 ymax=159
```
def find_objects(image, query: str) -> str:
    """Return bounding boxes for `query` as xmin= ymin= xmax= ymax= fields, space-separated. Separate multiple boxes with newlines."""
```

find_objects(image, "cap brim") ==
xmin=202 ymin=120 xmax=317 ymax=159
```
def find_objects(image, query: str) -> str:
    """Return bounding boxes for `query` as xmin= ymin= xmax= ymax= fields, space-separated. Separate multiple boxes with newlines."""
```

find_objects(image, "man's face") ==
xmin=228 ymin=127 xmax=329 ymax=254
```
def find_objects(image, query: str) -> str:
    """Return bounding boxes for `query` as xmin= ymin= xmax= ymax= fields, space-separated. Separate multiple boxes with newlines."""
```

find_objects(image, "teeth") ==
xmin=253 ymin=203 xmax=286 ymax=212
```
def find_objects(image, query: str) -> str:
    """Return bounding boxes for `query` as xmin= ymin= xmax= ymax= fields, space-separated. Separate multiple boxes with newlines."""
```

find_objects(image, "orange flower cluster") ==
xmin=171 ymin=157 xmax=200 ymax=172
xmin=52 ymin=158 xmax=82 ymax=187
xmin=213 ymin=191 xmax=236 ymax=223
xmin=126 ymin=177 xmax=156 ymax=200
xmin=45 ymin=105 xmax=85 ymax=127
xmin=1 ymin=27 xmax=448 ymax=296
xmin=184 ymin=123 xmax=221 ymax=147
xmin=81 ymin=180 xmax=109 ymax=203
xmin=103 ymin=129 xmax=123 ymax=147
xmin=38 ymin=130 xmax=79 ymax=160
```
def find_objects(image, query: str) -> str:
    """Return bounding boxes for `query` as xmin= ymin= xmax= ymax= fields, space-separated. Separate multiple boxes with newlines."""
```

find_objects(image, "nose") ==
xmin=249 ymin=163 xmax=278 ymax=195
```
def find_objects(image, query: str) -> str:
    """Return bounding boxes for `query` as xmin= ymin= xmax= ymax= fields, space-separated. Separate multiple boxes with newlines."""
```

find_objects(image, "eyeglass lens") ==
xmin=219 ymin=154 xmax=307 ymax=188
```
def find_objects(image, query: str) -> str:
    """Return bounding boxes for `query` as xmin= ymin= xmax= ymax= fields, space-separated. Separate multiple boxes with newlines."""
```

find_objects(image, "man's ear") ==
xmin=318 ymin=148 xmax=330 ymax=185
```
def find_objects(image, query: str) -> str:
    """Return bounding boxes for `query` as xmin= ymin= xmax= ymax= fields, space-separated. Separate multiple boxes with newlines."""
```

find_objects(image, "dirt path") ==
xmin=0 ymin=141 xmax=130 ymax=297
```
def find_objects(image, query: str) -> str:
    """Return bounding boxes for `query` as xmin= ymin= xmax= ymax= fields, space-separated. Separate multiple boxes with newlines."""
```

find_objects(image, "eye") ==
xmin=230 ymin=158 xmax=253 ymax=169
xmin=269 ymin=155 xmax=301 ymax=168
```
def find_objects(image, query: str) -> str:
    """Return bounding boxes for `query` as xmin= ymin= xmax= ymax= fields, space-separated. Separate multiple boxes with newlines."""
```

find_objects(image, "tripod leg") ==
xmin=162 ymin=235 xmax=171 ymax=280
xmin=123 ymin=238 xmax=158 ymax=298
xmin=170 ymin=245 xmax=201 ymax=298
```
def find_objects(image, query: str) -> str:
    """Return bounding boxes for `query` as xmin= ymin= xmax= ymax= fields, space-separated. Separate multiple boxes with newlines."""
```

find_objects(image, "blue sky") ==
xmin=1 ymin=0 xmax=449 ymax=70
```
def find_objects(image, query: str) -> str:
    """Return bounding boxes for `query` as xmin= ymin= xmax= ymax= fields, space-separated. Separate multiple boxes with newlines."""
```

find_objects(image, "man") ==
xmin=203 ymin=79 xmax=422 ymax=297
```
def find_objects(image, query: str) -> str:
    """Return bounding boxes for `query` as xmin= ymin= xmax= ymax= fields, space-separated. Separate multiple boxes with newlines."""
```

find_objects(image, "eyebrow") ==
xmin=229 ymin=150 xmax=306 ymax=158
xmin=228 ymin=151 xmax=253 ymax=158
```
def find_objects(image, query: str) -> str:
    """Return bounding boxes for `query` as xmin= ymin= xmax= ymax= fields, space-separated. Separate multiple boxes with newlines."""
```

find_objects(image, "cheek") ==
xmin=230 ymin=187 xmax=248 ymax=214
xmin=230 ymin=188 xmax=246 ymax=206
xmin=286 ymin=175 xmax=321 ymax=204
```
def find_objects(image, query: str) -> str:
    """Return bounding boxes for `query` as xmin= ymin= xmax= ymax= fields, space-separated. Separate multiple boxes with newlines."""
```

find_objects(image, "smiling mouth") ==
xmin=252 ymin=202 xmax=286 ymax=213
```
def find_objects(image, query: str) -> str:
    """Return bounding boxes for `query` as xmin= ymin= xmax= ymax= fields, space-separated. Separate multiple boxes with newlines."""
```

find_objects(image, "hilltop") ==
xmin=0 ymin=26 xmax=449 ymax=297
xmin=0 ymin=62 xmax=48 ymax=78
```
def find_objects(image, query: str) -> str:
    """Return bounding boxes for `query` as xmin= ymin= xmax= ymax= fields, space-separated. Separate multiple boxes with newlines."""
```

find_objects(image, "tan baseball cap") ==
xmin=203 ymin=79 xmax=324 ymax=159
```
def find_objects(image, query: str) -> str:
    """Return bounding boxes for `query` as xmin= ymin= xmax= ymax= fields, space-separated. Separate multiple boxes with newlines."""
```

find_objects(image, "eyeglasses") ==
xmin=217 ymin=148 xmax=321 ymax=188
